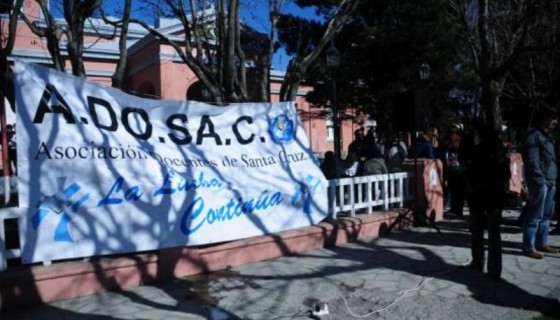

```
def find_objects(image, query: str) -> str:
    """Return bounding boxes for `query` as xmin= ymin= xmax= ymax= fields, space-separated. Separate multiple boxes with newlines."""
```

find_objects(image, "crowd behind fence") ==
xmin=0 ymin=172 xmax=415 ymax=271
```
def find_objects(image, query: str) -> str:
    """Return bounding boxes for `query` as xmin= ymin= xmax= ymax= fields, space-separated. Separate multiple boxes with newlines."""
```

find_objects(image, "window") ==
xmin=186 ymin=81 xmax=213 ymax=103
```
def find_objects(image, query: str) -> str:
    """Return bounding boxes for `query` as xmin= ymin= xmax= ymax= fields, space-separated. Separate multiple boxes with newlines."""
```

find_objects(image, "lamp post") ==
xmin=412 ymin=61 xmax=436 ymax=229
xmin=390 ymin=61 xmax=439 ymax=233
xmin=326 ymin=43 xmax=341 ymax=178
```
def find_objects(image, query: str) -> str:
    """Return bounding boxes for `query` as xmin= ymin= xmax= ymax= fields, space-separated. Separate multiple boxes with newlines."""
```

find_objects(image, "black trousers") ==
xmin=447 ymin=170 xmax=465 ymax=216
xmin=8 ymin=148 xmax=17 ymax=175
xmin=469 ymin=202 xmax=502 ymax=278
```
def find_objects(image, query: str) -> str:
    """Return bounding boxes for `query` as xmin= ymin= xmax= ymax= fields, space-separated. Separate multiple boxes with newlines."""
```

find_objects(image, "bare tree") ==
xmin=133 ymin=0 xmax=358 ymax=103
xmin=20 ymin=0 xmax=65 ymax=71
xmin=21 ymin=0 xmax=134 ymax=88
xmin=16 ymin=0 xmax=357 ymax=103
xmin=130 ymin=0 xmax=250 ymax=104
xmin=22 ymin=0 xmax=102 ymax=77
xmin=501 ymin=0 xmax=558 ymax=124
xmin=450 ymin=0 xmax=541 ymax=130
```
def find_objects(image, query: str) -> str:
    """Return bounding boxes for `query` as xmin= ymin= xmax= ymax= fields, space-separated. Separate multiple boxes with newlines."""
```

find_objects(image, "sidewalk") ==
xmin=2 ymin=208 xmax=560 ymax=320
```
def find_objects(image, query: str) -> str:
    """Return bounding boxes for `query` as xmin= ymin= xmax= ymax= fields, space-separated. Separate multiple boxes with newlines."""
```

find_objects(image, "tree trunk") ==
xmin=0 ymin=0 xmax=23 ymax=106
xmin=480 ymin=76 xmax=506 ymax=131
xmin=35 ymin=0 xmax=65 ymax=71
xmin=223 ymin=0 xmax=238 ymax=102
xmin=112 ymin=0 xmax=131 ymax=89
xmin=477 ymin=0 xmax=502 ymax=131
xmin=65 ymin=0 xmax=102 ymax=77
xmin=256 ymin=0 xmax=281 ymax=102
xmin=279 ymin=59 xmax=303 ymax=102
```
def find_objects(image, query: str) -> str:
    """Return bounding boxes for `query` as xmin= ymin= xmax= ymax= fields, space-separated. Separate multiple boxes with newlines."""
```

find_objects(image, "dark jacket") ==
xmin=362 ymin=158 xmax=388 ymax=175
xmin=523 ymin=128 xmax=557 ymax=186
xmin=412 ymin=140 xmax=435 ymax=159
xmin=467 ymin=138 xmax=511 ymax=208
xmin=385 ymin=140 xmax=407 ymax=173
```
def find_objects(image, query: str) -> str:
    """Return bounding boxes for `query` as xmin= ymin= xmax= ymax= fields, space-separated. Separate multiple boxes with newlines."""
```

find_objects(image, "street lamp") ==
xmin=326 ymin=44 xmax=341 ymax=69
xmin=412 ymin=61 xmax=439 ymax=232
xmin=419 ymin=62 xmax=431 ymax=81
xmin=418 ymin=62 xmax=431 ymax=131
xmin=326 ymin=43 xmax=341 ymax=178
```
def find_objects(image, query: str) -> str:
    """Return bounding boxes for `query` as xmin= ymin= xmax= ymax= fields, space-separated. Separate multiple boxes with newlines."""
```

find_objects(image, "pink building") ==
xmin=5 ymin=1 xmax=362 ymax=157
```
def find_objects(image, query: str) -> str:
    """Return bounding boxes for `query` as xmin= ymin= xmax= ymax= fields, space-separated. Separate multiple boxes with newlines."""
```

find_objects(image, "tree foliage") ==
xmin=131 ymin=0 xmax=358 ymax=104
xmin=282 ymin=0 xmax=463 ymax=134
xmin=277 ymin=0 xmax=359 ymax=102
xmin=346 ymin=0 xmax=462 ymax=132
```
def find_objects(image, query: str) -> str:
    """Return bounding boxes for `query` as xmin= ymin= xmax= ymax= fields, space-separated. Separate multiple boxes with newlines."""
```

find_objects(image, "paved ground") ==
xmin=2 ymin=208 xmax=560 ymax=320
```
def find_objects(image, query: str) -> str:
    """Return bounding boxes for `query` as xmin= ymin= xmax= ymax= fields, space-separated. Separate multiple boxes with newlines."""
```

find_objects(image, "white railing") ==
xmin=328 ymin=172 xmax=414 ymax=219
xmin=0 ymin=172 xmax=415 ymax=271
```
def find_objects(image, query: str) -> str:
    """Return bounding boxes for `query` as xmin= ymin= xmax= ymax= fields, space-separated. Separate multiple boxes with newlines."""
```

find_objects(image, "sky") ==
xmin=104 ymin=0 xmax=320 ymax=71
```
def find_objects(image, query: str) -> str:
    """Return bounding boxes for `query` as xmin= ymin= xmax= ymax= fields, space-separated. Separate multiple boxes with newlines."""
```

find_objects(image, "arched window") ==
xmin=186 ymin=81 xmax=213 ymax=103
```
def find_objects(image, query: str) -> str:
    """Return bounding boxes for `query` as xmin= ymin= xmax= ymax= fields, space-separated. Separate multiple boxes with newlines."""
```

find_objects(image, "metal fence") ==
xmin=0 ymin=172 xmax=414 ymax=271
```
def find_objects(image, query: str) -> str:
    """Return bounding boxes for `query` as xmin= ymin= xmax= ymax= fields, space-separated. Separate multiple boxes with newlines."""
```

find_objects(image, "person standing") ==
xmin=412 ymin=133 xmax=435 ymax=159
xmin=385 ymin=133 xmax=408 ymax=173
xmin=320 ymin=151 xmax=339 ymax=180
xmin=361 ymin=146 xmax=388 ymax=204
xmin=522 ymin=105 xmax=559 ymax=259
xmin=348 ymin=128 xmax=366 ymax=159
xmin=443 ymin=126 xmax=466 ymax=217
xmin=466 ymin=123 xmax=510 ymax=280
xmin=361 ymin=146 xmax=388 ymax=175
xmin=430 ymin=126 xmax=440 ymax=156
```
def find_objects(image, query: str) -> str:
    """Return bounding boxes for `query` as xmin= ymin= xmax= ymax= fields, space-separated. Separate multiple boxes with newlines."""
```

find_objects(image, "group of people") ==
xmin=439 ymin=106 xmax=559 ymax=281
xmin=320 ymin=105 xmax=560 ymax=282
xmin=320 ymin=127 xmax=408 ymax=180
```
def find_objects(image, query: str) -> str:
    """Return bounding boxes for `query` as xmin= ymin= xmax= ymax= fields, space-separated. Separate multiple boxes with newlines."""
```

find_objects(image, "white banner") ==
xmin=14 ymin=61 xmax=328 ymax=264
